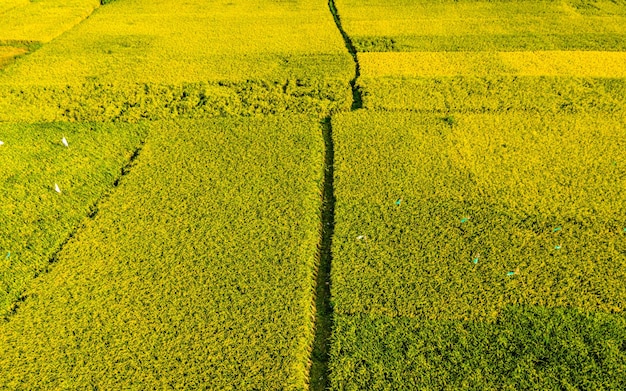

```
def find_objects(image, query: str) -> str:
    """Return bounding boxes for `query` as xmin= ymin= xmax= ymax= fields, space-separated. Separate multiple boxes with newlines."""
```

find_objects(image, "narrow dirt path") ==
xmin=308 ymin=2 xmax=362 ymax=390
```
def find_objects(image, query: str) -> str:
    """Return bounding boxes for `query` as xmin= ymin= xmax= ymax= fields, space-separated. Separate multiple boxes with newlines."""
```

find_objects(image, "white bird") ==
xmin=61 ymin=136 xmax=69 ymax=148
xmin=356 ymin=235 xmax=365 ymax=240
xmin=0 ymin=141 xmax=4 ymax=146
xmin=54 ymin=183 xmax=61 ymax=193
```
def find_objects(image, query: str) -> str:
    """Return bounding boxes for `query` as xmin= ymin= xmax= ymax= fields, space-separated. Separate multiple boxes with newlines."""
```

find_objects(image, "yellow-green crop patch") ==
xmin=0 ymin=0 xmax=28 ymax=16
xmin=0 ymin=0 xmax=353 ymax=121
xmin=0 ymin=122 xmax=147 ymax=316
xmin=335 ymin=0 xmax=626 ymax=51
xmin=359 ymin=51 xmax=626 ymax=78
xmin=0 ymin=0 xmax=100 ymax=43
xmin=329 ymin=110 xmax=626 ymax=388
xmin=357 ymin=76 xmax=626 ymax=113
xmin=356 ymin=51 xmax=626 ymax=113
xmin=0 ymin=116 xmax=325 ymax=389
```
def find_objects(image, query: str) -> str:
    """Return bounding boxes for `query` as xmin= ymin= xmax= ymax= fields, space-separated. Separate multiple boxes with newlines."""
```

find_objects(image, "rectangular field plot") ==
xmin=0 ymin=0 xmax=352 ymax=86
xmin=0 ymin=0 xmax=353 ymax=121
xmin=335 ymin=0 xmax=626 ymax=51
xmin=357 ymin=76 xmax=626 ymax=113
xmin=357 ymin=51 xmax=626 ymax=113
xmin=359 ymin=51 xmax=626 ymax=78
xmin=332 ymin=110 xmax=626 ymax=320
xmin=0 ymin=116 xmax=325 ymax=389
xmin=0 ymin=122 xmax=147 ymax=316
xmin=329 ymin=111 xmax=626 ymax=388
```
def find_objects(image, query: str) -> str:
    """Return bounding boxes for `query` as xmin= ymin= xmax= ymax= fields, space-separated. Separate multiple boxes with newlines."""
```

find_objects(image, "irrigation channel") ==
xmin=308 ymin=2 xmax=362 ymax=390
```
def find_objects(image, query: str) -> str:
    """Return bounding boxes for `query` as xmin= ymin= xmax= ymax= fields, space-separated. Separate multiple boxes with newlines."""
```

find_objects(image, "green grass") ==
xmin=0 ymin=122 xmax=147 ymax=316
xmin=329 ymin=110 xmax=626 ymax=389
xmin=335 ymin=0 xmax=626 ymax=52
xmin=0 ymin=116 xmax=325 ymax=389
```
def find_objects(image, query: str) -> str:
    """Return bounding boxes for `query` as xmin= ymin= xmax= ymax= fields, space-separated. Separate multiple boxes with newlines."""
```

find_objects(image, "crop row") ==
xmin=0 ymin=80 xmax=352 ymax=123
xmin=357 ymin=76 xmax=626 ymax=113
xmin=0 ymin=117 xmax=326 ymax=389
xmin=359 ymin=52 xmax=626 ymax=78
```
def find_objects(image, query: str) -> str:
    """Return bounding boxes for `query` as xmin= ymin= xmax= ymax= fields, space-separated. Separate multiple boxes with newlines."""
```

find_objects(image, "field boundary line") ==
xmin=307 ymin=2 xmax=363 ymax=388
xmin=307 ymin=118 xmax=336 ymax=391
xmin=329 ymin=0 xmax=362 ymax=110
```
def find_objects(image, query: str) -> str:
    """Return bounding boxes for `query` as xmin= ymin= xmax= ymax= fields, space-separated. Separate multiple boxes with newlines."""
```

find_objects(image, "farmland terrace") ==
xmin=0 ymin=0 xmax=625 ymax=390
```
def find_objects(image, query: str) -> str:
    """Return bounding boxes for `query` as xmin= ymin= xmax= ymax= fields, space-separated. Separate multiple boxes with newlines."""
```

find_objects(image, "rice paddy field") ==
xmin=1 ymin=0 xmax=625 ymax=389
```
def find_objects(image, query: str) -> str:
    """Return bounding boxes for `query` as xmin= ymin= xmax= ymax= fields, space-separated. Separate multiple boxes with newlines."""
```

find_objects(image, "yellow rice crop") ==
xmin=0 ymin=0 xmax=28 ymax=16
xmin=0 ymin=0 xmax=99 ymax=43
xmin=0 ymin=0 xmax=352 ymax=86
xmin=335 ymin=0 xmax=626 ymax=39
xmin=359 ymin=51 xmax=626 ymax=78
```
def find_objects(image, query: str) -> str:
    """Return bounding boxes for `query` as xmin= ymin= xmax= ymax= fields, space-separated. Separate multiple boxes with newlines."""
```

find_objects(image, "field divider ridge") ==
xmin=308 ymin=1 xmax=364 ymax=388
xmin=328 ymin=0 xmax=362 ymax=110
xmin=308 ymin=117 xmax=336 ymax=391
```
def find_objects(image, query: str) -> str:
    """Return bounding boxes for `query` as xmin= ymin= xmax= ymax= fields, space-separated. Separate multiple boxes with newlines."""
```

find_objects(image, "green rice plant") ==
xmin=329 ymin=110 xmax=626 ymax=388
xmin=334 ymin=0 xmax=626 ymax=52
xmin=0 ymin=122 xmax=147 ymax=316
xmin=331 ymin=308 xmax=626 ymax=390
xmin=0 ymin=116 xmax=325 ymax=389
xmin=0 ymin=0 xmax=100 ymax=43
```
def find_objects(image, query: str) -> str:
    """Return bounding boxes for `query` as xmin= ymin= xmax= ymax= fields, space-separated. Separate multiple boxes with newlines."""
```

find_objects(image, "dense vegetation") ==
xmin=0 ymin=117 xmax=326 ymax=389
xmin=335 ymin=0 xmax=626 ymax=52
xmin=0 ymin=1 xmax=352 ymax=388
xmin=0 ymin=122 xmax=147 ymax=316
xmin=2 ymin=0 xmax=626 ymax=389
xmin=0 ymin=0 xmax=353 ymax=122
xmin=327 ymin=0 xmax=626 ymax=388
xmin=0 ymin=0 xmax=99 ymax=43
xmin=329 ymin=111 xmax=626 ymax=389
xmin=332 ymin=308 xmax=626 ymax=390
